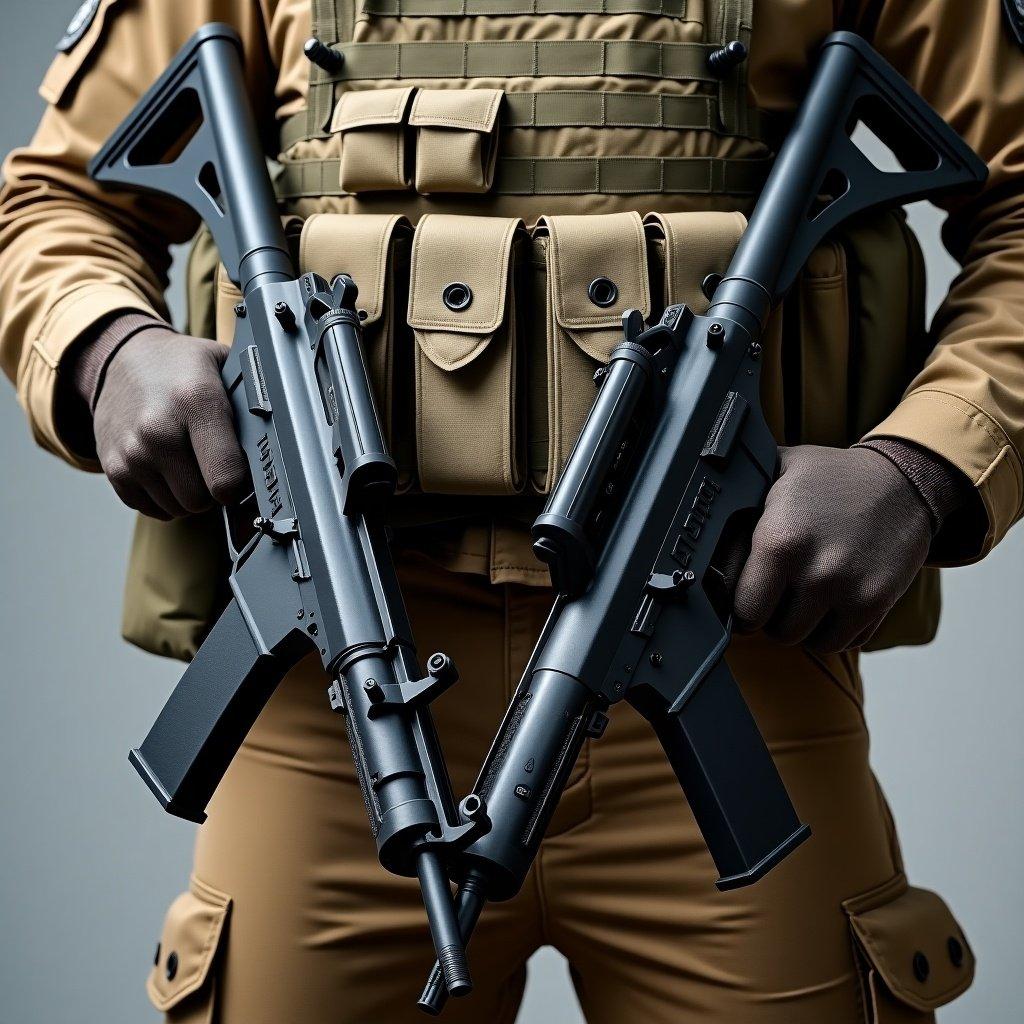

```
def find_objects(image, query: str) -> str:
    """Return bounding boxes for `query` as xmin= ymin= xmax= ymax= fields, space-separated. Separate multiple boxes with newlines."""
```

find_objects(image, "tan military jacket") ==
xmin=2 ymin=0 xmax=1023 ymax=578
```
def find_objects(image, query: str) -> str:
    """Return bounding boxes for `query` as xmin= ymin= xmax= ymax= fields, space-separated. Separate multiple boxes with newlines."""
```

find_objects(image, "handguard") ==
xmin=90 ymin=25 xmax=484 ymax=998
xmin=420 ymin=31 xmax=987 ymax=1014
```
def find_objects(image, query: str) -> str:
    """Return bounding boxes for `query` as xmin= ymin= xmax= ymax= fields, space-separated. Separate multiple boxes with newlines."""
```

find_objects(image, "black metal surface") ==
xmin=421 ymin=31 xmax=988 ymax=1012
xmin=90 ymin=24 xmax=474 ymax=988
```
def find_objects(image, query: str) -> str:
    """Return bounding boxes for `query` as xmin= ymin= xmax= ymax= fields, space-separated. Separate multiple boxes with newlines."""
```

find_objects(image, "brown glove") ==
xmin=729 ymin=442 xmax=970 ymax=653
xmin=66 ymin=312 xmax=248 ymax=520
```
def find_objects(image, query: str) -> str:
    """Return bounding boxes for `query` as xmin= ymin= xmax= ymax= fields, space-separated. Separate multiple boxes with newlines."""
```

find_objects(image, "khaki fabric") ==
xmin=150 ymin=554 xmax=973 ymax=1023
xmin=409 ymin=214 xmax=526 ymax=493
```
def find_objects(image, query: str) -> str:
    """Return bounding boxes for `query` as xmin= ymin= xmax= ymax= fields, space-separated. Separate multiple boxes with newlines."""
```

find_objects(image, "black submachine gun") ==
xmin=89 ymin=25 xmax=488 ymax=999
xmin=419 ymin=31 xmax=986 ymax=1014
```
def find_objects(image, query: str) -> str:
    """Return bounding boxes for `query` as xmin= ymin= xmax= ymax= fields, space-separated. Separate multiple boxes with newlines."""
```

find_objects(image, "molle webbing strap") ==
xmin=276 ymin=154 xmax=771 ymax=197
xmin=308 ymin=0 xmax=356 ymax=138
xmin=360 ymin=0 xmax=689 ymax=15
xmin=715 ymin=0 xmax=753 ymax=134
xmin=277 ymin=94 xmax=783 ymax=151
xmin=330 ymin=40 xmax=719 ymax=83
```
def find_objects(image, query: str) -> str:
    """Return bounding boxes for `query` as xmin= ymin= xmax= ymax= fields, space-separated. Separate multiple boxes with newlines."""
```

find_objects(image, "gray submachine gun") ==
xmin=419 ymin=31 xmax=987 ymax=1014
xmin=89 ymin=25 xmax=486 ymax=998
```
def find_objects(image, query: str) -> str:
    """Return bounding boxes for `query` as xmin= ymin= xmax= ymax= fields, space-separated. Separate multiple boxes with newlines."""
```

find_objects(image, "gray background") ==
xmin=1 ymin=2 xmax=1021 ymax=1022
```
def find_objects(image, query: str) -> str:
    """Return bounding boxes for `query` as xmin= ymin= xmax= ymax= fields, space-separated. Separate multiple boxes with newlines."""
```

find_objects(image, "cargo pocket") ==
xmin=300 ymin=212 xmax=415 ymax=490
xmin=409 ymin=214 xmax=526 ymax=494
xmin=331 ymin=87 xmax=416 ymax=193
xmin=409 ymin=88 xmax=503 ymax=195
xmin=147 ymin=876 xmax=232 ymax=1024
xmin=843 ymin=874 xmax=975 ymax=1023
xmin=531 ymin=212 xmax=651 ymax=493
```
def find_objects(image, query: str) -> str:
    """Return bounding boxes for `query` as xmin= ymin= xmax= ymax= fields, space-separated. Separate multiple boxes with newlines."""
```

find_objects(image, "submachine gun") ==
xmin=418 ymin=32 xmax=987 ymax=1013
xmin=89 ymin=25 xmax=488 ymax=998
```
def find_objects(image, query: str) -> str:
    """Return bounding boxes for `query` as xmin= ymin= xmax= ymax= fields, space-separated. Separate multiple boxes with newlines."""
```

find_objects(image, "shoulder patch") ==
xmin=1004 ymin=0 xmax=1024 ymax=49
xmin=56 ymin=0 xmax=101 ymax=53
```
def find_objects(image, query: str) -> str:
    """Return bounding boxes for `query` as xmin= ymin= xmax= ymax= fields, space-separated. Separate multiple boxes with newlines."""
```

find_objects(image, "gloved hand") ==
xmin=69 ymin=312 xmax=249 ymax=520
xmin=729 ymin=442 xmax=968 ymax=653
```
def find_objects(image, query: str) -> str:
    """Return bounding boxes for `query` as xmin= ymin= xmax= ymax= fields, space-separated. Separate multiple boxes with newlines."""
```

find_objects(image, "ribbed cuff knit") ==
xmin=856 ymin=437 xmax=972 ymax=536
xmin=74 ymin=312 xmax=171 ymax=412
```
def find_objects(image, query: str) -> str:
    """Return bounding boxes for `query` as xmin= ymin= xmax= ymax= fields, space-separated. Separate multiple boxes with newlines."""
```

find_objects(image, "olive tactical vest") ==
xmin=123 ymin=0 xmax=941 ymax=660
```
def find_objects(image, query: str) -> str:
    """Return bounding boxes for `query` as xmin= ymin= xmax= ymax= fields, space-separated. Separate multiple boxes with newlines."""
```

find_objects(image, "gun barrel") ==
xmin=416 ymin=852 xmax=472 ymax=997
xmin=418 ymin=871 xmax=488 ymax=1015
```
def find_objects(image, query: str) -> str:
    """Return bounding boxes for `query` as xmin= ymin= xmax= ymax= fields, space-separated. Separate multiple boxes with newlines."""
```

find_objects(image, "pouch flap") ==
xmin=844 ymin=875 xmax=975 ymax=1012
xmin=331 ymin=86 xmax=416 ymax=132
xmin=300 ymin=213 xmax=410 ymax=326
xmin=542 ymin=212 xmax=651 ymax=362
xmin=147 ymin=876 xmax=231 ymax=1012
xmin=644 ymin=211 xmax=746 ymax=314
xmin=408 ymin=214 xmax=521 ymax=370
xmin=409 ymin=88 xmax=503 ymax=132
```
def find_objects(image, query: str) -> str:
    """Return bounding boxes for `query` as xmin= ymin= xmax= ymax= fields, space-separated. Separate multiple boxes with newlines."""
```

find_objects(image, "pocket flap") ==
xmin=844 ymin=875 xmax=975 ymax=1013
xmin=643 ymin=211 xmax=746 ymax=314
xmin=300 ymin=213 xmax=410 ymax=326
xmin=541 ymin=212 xmax=651 ymax=363
xmin=408 ymin=214 xmax=522 ymax=370
xmin=147 ymin=876 xmax=231 ymax=1012
xmin=331 ymin=86 xmax=416 ymax=132
xmin=409 ymin=88 xmax=503 ymax=133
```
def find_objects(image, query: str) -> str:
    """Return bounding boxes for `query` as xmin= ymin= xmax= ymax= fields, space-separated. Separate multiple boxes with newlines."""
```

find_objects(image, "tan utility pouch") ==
xmin=300 ymin=213 xmax=415 ymax=489
xmin=331 ymin=87 xmax=416 ymax=192
xmin=409 ymin=214 xmax=526 ymax=494
xmin=644 ymin=210 xmax=746 ymax=314
xmin=147 ymin=876 xmax=232 ymax=1023
xmin=843 ymin=874 xmax=975 ymax=1022
xmin=531 ymin=212 xmax=652 ymax=493
xmin=409 ymin=88 xmax=503 ymax=194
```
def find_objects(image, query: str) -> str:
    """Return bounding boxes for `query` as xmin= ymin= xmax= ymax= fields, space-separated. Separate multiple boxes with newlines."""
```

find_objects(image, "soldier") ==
xmin=1 ymin=1 xmax=1019 ymax=1021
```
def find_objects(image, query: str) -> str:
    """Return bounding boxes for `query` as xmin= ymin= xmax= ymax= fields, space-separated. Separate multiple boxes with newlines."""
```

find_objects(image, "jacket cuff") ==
xmin=862 ymin=389 xmax=1023 ymax=564
xmin=17 ymin=283 xmax=160 ymax=471
xmin=856 ymin=437 xmax=971 ymax=535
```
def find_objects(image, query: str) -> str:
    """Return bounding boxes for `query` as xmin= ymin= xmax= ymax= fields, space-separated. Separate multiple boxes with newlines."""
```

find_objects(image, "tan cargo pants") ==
xmin=145 ymin=553 xmax=973 ymax=1023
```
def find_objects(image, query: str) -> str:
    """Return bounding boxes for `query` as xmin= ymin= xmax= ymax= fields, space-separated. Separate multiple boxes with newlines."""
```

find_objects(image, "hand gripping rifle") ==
xmin=419 ymin=32 xmax=987 ymax=1013
xmin=89 ymin=25 xmax=486 ymax=997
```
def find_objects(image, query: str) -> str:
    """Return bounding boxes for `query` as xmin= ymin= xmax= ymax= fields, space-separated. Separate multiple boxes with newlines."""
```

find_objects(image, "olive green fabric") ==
xmin=277 ymin=155 xmax=773 ymax=198
xmin=278 ymin=95 xmax=786 ymax=152
xmin=360 ymin=0 xmax=689 ymax=16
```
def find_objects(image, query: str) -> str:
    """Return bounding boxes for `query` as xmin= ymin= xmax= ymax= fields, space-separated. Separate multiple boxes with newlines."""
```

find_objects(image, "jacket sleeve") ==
xmin=849 ymin=0 xmax=1024 ymax=562
xmin=0 ymin=0 xmax=275 ymax=469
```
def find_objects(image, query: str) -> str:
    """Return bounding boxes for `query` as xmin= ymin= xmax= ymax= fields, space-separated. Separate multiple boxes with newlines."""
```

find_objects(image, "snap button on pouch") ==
xmin=165 ymin=950 xmax=179 ymax=981
xmin=702 ymin=273 xmax=723 ymax=300
xmin=948 ymin=936 xmax=964 ymax=967
xmin=442 ymin=282 xmax=473 ymax=311
xmin=587 ymin=277 xmax=618 ymax=308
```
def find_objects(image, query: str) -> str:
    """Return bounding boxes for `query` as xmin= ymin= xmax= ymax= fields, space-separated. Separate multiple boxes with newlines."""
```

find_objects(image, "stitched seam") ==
xmin=900 ymin=388 xmax=1013 ymax=459
xmin=30 ymin=341 xmax=58 ymax=371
